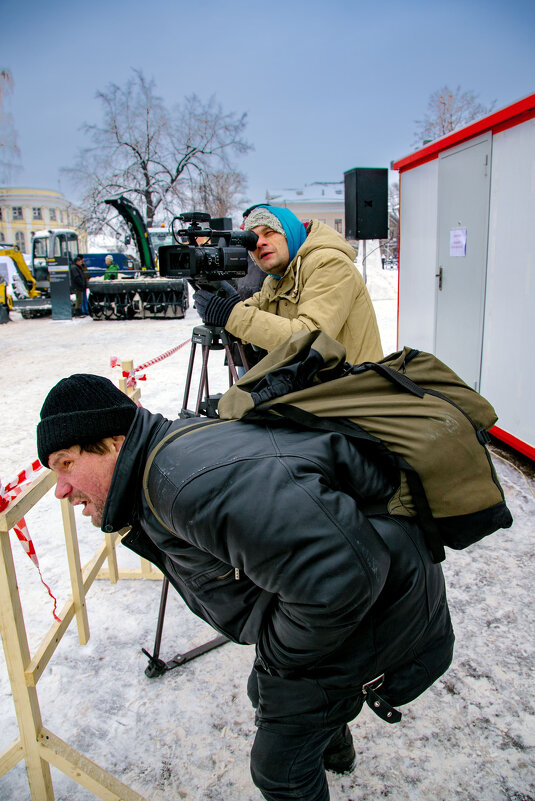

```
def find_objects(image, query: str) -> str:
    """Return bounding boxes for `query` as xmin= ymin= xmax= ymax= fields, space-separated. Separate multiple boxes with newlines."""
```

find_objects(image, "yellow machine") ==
xmin=0 ymin=280 xmax=12 ymax=323
xmin=0 ymin=244 xmax=51 ymax=319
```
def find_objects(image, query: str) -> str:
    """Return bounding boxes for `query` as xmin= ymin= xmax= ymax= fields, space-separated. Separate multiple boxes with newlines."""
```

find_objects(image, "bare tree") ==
xmin=413 ymin=85 xmax=495 ymax=146
xmin=379 ymin=181 xmax=399 ymax=264
xmin=64 ymin=69 xmax=252 ymax=237
xmin=0 ymin=68 xmax=21 ymax=182
xmin=189 ymin=169 xmax=249 ymax=220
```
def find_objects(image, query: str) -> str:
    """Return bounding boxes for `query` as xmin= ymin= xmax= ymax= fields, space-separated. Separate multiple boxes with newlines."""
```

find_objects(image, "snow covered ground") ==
xmin=0 ymin=247 xmax=534 ymax=801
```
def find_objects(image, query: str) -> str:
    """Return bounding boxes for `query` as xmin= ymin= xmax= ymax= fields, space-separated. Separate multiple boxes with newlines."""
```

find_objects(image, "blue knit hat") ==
xmin=244 ymin=205 xmax=307 ymax=263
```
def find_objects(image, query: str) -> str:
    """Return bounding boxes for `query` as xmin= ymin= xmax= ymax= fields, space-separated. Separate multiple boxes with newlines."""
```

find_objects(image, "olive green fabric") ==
xmin=218 ymin=330 xmax=506 ymax=521
xmin=225 ymin=220 xmax=383 ymax=364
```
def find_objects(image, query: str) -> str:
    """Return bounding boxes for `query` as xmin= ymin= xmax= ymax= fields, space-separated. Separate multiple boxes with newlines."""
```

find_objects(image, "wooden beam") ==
xmin=98 ymin=567 xmax=163 ymax=580
xmin=61 ymin=499 xmax=90 ymax=645
xmin=140 ymin=557 xmax=159 ymax=578
xmin=0 ymin=471 xmax=56 ymax=533
xmin=0 ymin=737 xmax=24 ymax=777
xmin=1 ymin=464 xmax=153 ymax=801
xmin=38 ymin=728 xmax=147 ymax=801
xmin=0 ymin=531 xmax=54 ymax=799
xmin=104 ymin=530 xmax=119 ymax=584
xmin=25 ymin=534 xmax=121 ymax=686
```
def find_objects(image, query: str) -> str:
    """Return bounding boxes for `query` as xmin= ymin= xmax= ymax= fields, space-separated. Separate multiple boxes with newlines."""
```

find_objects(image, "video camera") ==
xmin=158 ymin=212 xmax=258 ymax=286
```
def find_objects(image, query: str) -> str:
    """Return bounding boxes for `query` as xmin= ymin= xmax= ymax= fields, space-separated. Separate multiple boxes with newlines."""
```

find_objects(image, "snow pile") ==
xmin=0 ymin=249 xmax=534 ymax=801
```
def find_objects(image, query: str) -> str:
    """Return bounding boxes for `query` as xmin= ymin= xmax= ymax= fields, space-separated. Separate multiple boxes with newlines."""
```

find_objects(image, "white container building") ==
xmin=392 ymin=93 xmax=535 ymax=460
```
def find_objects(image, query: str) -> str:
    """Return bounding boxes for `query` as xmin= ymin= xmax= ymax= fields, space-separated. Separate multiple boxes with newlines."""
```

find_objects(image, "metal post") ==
xmin=362 ymin=239 xmax=367 ymax=284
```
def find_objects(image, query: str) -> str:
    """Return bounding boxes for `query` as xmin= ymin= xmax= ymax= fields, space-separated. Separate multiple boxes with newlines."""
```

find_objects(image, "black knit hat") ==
xmin=37 ymin=374 xmax=137 ymax=466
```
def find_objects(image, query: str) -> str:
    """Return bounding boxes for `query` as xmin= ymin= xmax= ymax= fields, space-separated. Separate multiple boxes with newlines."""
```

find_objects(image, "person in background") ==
xmin=103 ymin=254 xmax=119 ymax=281
xmin=70 ymin=254 xmax=88 ymax=317
xmin=80 ymin=255 xmax=90 ymax=315
xmin=193 ymin=205 xmax=383 ymax=365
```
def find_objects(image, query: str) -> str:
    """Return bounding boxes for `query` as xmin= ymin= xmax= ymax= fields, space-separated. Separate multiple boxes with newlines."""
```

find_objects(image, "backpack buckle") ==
xmin=362 ymin=674 xmax=402 ymax=724
xmin=362 ymin=673 xmax=385 ymax=695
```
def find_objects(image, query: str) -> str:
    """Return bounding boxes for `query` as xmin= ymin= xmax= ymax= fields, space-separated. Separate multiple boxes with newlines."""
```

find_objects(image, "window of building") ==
xmin=59 ymin=210 xmax=64 ymax=223
xmin=32 ymin=207 xmax=43 ymax=220
xmin=49 ymin=208 xmax=56 ymax=221
xmin=15 ymin=231 xmax=26 ymax=251
xmin=12 ymin=206 xmax=23 ymax=221
xmin=0 ymin=232 xmax=5 ymax=243
xmin=0 ymin=207 xmax=3 ymax=220
xmin=334 ymin=219 xmax=343 ymax=233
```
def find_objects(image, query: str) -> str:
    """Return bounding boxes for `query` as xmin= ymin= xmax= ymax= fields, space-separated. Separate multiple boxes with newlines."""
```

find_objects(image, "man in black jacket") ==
xmin=37 ymin=374 xmax=454 ymax=801
xmin=70 ymin=254 xmax=88 ymax=317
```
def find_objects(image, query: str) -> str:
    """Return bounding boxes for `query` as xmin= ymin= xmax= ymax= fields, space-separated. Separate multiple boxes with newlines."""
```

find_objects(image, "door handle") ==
xmin=435 ymin=266 xmax=443 ymax=290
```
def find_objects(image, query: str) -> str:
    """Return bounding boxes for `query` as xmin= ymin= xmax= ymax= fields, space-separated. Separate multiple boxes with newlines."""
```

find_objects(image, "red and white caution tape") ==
xmin=0 ymin=460 xmax=61 ymax=622
xmin=111 ymin=338 xmax=192 ymax=388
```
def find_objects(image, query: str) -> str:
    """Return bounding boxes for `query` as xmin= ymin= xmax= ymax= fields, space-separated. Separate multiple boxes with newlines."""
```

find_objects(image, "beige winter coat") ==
xmin=226 ymin=220 xmax=384 ymax=364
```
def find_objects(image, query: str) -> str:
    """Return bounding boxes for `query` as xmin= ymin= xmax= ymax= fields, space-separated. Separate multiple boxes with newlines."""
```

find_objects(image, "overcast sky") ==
xmin=2 ymin=0 xmax=535 ymax=211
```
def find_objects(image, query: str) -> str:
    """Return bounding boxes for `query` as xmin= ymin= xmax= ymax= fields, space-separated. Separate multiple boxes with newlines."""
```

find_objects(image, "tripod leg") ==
xmin=235 ymin=341 xmax=250 ymax=373
xmin=223 ymin=344 xmax=240 ymax=383
xmin=153 ymin=577 xmax=169 ymax=659
xmin=143 ymin=576 xmax=230 ymax=678
xmin=142 ymin=577 xmax=170 ymax=678
xmin=181 ymin=340 xmax=198 ymax=414
xmin=195 ymin=344 xmax=211 ymax=414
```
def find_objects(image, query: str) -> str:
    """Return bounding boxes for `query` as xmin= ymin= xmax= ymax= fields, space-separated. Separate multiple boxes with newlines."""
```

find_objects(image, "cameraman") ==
xmin=193 ymin=205 xmax=384 ymax=365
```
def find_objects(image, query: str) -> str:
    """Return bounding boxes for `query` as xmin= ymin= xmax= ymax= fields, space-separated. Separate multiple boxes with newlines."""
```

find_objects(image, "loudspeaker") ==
xmin=344 ymin=167 xmax=388 ymax=240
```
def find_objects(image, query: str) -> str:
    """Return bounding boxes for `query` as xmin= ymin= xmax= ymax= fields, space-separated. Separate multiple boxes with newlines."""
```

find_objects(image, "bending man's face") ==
xmin=251 ymin=226 xmax=290 ymax=275
xmin=49 ymin=438 xmax=123 ymax=528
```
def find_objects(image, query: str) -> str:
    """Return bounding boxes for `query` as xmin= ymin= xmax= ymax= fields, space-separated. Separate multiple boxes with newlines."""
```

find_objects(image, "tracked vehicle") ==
xmin=87 ymin=196 xmax=189 ymax=320
xmin=88 ymin=275 xmax=189 ymax=319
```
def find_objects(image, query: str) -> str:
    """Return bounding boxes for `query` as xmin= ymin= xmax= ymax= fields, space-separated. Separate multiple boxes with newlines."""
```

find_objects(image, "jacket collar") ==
xmin=101 ymin=407 xmax=171 ymax=533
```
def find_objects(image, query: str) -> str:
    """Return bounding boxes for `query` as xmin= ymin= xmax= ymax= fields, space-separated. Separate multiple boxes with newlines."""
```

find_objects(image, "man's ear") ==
xmin=110 ymin=435 xmax=125 ymax=455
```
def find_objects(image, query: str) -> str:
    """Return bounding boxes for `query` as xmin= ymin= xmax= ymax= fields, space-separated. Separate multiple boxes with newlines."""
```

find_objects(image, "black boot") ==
xmin=323 ymin=724 xmax=356 ymax=774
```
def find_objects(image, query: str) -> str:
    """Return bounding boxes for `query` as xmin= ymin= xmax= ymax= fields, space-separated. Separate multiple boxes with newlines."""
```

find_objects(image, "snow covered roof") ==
xmin=267 ymin=181 xmax=345 ymax=205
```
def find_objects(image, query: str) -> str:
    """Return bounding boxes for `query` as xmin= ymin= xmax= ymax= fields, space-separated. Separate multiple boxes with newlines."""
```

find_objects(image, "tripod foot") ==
xmin=142 ymin=648 xmax=168 ymax=678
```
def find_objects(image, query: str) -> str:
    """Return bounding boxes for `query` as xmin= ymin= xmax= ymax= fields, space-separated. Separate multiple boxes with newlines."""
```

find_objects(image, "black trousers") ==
xmin=251 ymin=724 xmax=340 ymax=801
xmin=247 ymin=668 xmax=348 ymax=801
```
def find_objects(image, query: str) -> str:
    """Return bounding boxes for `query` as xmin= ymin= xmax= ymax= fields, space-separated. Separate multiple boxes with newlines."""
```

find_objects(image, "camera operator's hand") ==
xmin=193 ymin=287 xmax=241 ymax=327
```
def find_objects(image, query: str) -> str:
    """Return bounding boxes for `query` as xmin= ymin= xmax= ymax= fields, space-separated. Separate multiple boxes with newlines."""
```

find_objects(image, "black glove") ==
xmin=193 ymin=286 xmax=241 ymax=327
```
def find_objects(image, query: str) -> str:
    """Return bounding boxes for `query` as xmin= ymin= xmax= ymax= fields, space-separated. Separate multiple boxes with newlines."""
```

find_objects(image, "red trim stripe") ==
xmin=393 ymin=93 xmax=535 ymax=173
xmin=490 ymin=426 xmax=535 ymax=462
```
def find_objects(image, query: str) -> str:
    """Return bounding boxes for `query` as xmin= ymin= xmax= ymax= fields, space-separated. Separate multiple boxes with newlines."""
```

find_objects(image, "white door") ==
xmin=435 ymin=133 xmax=492 ymax=390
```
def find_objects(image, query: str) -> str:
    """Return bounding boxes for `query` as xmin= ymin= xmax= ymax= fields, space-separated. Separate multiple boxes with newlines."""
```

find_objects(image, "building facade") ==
xmin=0 ymin=187 xmax=87 ymax=253
xmin=266 ymin=182 xmax=346 ymax=234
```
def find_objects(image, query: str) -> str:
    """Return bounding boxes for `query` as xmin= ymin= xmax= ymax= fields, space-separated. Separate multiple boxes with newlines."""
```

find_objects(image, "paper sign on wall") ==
xmin=450 ymin=228 xmax=467 ymax=257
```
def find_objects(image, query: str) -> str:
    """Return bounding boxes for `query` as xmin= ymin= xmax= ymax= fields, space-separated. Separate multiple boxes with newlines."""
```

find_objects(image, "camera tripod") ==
xmin=143 ymin=324 xmax=249 ymax=678
xmin=179 ymin=323 xmax=250 ymax=418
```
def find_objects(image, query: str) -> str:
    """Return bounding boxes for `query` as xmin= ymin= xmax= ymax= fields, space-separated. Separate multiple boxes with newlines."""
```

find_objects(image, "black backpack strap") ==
xmin=402 ymin=469 xmax=446 ymax=563
xmin=351 ymin=362 xmax=426 ymax=398
xmin=143 ymin=418 xmax=229 ymax=526
xmin=262 ymin=402 xmax=382 ymax=442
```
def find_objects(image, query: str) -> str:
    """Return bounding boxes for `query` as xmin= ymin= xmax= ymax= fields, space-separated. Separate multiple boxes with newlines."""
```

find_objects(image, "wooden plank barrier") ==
xmin=97 ymin=359 xmax=162 ymax=583
xmin=0 ymin=468 xmax=149 ymax=800
xmin=118 ymin=359 xmax=141 ymax=405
